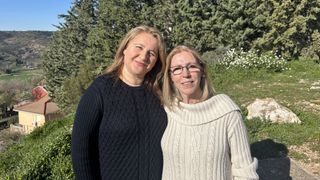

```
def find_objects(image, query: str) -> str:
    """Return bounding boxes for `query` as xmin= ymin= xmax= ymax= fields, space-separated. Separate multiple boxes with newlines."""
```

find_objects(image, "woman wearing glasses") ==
xmin=161 ymin=45 xmax=258 ymax=180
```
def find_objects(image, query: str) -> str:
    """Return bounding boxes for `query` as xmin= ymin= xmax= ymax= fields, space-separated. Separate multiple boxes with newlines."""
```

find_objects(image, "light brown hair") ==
xmin=162 ymin=45 xmax=215 ymax=109
xmin=105 ymin=25 xmax=166 ymax=95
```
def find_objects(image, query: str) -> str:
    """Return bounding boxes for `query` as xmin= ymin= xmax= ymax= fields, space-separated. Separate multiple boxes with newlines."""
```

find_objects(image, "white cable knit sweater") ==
xmin=161 ymin=94 xmax=259 ymax=180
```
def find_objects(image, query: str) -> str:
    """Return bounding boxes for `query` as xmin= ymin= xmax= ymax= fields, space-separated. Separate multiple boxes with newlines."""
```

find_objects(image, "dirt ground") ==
xmin=289 ymin=143 xmax=320 ymax=177
xmin=293 ymin=100 xmax=320 ymax=177
xmin=0 ymin=128 xmax=22 ymax=153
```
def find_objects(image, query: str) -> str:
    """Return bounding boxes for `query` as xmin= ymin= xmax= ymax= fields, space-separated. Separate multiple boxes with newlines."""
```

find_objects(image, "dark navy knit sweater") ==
xmin=71 ymin=75 xmax=167 ymax=180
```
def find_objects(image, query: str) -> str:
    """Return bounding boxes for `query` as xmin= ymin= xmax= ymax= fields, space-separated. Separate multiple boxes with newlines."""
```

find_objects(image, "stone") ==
xmin=310 ymin=80 xmax=320 ymax=91
xmin=247 ymin=98 xmax=301 ymax=124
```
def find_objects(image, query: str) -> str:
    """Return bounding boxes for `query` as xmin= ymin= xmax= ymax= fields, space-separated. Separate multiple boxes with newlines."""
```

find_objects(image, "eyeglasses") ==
xmin=170 ymin=64 xmax=202 ymax=75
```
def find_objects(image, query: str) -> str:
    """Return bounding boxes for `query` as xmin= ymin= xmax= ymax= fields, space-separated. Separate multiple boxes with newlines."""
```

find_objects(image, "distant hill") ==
xmin=0 ymin=31 xmax=52 ymax=73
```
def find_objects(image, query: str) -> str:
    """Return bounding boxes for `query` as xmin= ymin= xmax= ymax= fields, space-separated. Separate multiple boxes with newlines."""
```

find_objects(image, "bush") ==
xmin=0 ymin=116 xmax=74 ymax=179
xmin=218 ymin=49 xmax=289 ymax=72
xmin=5 ymin=68 xmax=12 ymax=74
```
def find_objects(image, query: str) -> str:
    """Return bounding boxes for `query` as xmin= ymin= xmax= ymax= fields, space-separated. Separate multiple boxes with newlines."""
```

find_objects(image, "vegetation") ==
xmin=0 ymin=115 xmax=74 ymax=179
xmin=0 ymin=59 xmax=319 ymax=178
xmin=205 ymin=54 xmax=320 ymax=169
xmin=0 ymin=69 xmax=43 ymax=119
xmin=0 ymin=31 xmax=52 ymax=74
xmin=1 ymin=0 xmax=319 ymax=178
xmin=42 ymin=0 xmax=320 ymax=113
xmin=217 ymin=49 xmax=288 ymax=72
xmin=0 ymin=30 xmax=50 ymax=118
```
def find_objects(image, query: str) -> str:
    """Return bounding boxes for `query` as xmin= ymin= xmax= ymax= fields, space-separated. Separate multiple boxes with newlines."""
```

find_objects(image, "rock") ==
xmin=310 ymin=86 xmax=320 ymax=90
xmin=299 ymin=79 xmax=307 ymax=84
xmin=310 ymin=80 xmax=320 ymax=90
xmin=247 ymin=98 xmax=301 ymax=124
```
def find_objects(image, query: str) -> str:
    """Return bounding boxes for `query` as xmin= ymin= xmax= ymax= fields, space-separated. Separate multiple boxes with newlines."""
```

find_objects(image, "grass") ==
xmin=209 ymin=60 xmax=320 ymax=161
xmin=0 ymin=68 xmax=43 ymax=81
xmin=0 ymin=59 xmax=319 ymax=177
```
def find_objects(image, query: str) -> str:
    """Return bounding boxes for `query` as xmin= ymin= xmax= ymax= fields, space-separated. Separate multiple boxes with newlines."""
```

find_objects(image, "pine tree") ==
xmin=253 ymin=0 xmax=320 ymax=59
xmin=209 ymin=0 xmax=259 ymax=51
xmin=43 ymin=0 xmax=97 ymax=112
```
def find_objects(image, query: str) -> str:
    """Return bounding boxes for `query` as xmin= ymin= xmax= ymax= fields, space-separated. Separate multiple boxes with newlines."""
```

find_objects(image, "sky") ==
xmin=0 ymin=0 xmax=74 ymax=31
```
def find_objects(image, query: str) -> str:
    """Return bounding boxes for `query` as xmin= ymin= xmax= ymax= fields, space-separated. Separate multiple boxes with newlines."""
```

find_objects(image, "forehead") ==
xmin=129 ymin=32 xmax=158 ymax=45
xmin=171 ymin=51 xmax=197 ymax=66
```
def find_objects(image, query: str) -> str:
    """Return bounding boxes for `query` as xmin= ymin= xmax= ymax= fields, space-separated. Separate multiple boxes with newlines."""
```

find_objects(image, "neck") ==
xmin=181 ymin=90 xmax=203 ymax=104
xmin=183 ymin=98 xmax=200 ymax=104
xmin=120 ymin=70 xmax=143 ymax=87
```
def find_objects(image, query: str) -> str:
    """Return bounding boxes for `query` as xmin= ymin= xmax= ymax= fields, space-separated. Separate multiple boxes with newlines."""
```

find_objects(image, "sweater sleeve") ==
xmin=227 ymin=111 xmax=259 ymax=180
xmin=71 ymin=78 xmax=104 ymax=180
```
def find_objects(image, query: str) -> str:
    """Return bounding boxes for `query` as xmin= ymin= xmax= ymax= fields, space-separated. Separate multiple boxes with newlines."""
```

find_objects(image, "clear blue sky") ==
xmin=0 ymin=0 xmax=74 ymax=31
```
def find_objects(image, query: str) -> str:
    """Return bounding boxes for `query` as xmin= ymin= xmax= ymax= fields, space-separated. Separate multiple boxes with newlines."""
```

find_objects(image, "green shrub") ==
xmin=0 ymin=116 xmax=74 ymax=179
xmin=218 ymin=49 xmax=289 ymax=72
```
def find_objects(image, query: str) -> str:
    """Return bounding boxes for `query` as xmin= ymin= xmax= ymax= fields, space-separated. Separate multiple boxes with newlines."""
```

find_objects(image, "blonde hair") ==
xmin=105 ymin=25 xmax=166 ymax=95
xmin=162 ymin=45 xmax=215 ymax=109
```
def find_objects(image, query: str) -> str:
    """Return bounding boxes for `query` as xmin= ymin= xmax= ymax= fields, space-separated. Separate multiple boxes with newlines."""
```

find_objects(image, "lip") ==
xmin=134 ymin=60 xmax=148 ymax=67
xmin=181 ymin=80 xmax=193 ymax=84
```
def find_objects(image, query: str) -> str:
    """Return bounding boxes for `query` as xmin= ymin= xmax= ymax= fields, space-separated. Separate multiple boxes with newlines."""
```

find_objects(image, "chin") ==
xmin=180 ymin=91 xmax=195 ymax=97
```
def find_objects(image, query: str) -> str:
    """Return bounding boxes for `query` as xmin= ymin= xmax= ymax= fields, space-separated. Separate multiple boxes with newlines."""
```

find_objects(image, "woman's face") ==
xmin=170 ymin=51 xmax=203 ymax=102
xmin=122 ymin=32 xmax=159 ymax=80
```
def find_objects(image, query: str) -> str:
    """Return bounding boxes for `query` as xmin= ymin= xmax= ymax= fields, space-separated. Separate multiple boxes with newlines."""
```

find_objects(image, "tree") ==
xmin=43 ymin=0 xmax=97 ymax=112
xmin=253 ymin=0 xmax=320 ymax=59
xmin=0 ymin=80 xmax=33 ymax=118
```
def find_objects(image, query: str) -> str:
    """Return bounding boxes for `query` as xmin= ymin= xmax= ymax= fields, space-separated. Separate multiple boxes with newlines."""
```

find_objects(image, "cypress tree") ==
xmin=253 ymin=0 xmax=320 ymax=59
xmin=43 ymin=0 xmax=97 ymax=112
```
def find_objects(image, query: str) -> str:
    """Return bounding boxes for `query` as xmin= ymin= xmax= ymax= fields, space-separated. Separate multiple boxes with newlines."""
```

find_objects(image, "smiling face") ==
xmin=122 ymin=32 xmax=159 ymax=84
xmin=170 ymin=51 xmax=203 ymax=103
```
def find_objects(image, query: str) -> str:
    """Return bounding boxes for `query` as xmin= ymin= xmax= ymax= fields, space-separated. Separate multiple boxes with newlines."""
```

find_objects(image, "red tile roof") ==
xmin=32 ymin=86 xmax=48 ymax=100
xmin=14 ymin=95 xmax=60 ymax=115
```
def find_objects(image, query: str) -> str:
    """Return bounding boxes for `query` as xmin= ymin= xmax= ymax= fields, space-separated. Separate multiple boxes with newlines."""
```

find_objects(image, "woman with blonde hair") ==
xmin=161 ymin=45 xmax=258 ymax=180
xmin=72 ymin=25 xmax=167 ymax=180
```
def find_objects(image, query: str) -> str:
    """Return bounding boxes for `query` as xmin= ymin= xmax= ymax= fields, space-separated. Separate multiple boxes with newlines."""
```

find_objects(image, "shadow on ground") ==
xmin=251 ymin=139 xmax=319 ymax=180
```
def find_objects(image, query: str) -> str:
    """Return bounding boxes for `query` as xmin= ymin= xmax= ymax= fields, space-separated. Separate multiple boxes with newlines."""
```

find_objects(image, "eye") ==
xmin=135 ymin=45 xmax=143 ymax=49
xmin=149 ymin=51 xmax=156 ymax=57
xmin=188 ymin=64 xmax=201 ymax=72
xmin=170 ymin=67 xmax=183 ymax=75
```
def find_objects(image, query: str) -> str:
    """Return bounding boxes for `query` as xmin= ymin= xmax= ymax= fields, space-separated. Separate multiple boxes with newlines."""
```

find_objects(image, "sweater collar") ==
xmin=165 ymin=94 xmax=240 ymax=125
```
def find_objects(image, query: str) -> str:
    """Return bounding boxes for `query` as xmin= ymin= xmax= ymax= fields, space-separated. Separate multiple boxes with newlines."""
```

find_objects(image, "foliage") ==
xmin=0 ymin=115 xmax=74 ymax=179
xmin=0 ymin=79 xmax=35 ymax=118
xmin=301 ymin=30 xmax=320 ymax=63
xmin=168 ymin=0 xmax=218 ymax=52
xmin=217 ymin=48 xmax=288 ymax=72
xmin=207 ymin=59 xmax=320 ymax=161
xmin=252 ymin=0 xmax=320 ymax=59
xmin=0 ymin=31 xmax=52 ymax=73
xmin=210 ymin=0 xmax=260 ymax=51
xmin=41 ymin=0 xmax=320 ymax=113
xmin=1 ymin=60 xmax=319 ymax=177
xmin=43 ymin=0 xmax=97 ymax=113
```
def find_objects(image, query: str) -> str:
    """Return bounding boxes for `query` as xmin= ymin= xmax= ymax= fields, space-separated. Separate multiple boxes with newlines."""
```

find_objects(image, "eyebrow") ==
xmin=171 ymin=63 xmax=196 ymax=67
xmin=133 ymin=43 xmax=157 ymax=54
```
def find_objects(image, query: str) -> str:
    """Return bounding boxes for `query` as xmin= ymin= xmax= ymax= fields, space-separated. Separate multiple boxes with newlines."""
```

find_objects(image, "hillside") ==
xmin=0 ymin=31 xmax=52 ymax=73
xmin=0 ymin=59 xmax=319 ymax=179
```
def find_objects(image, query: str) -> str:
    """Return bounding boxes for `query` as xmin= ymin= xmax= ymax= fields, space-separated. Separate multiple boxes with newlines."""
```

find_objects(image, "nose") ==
xmin=140 ymin=50 xmax=149 ymax=62
xmin=181 ymin=67 xmax=191 ymax=77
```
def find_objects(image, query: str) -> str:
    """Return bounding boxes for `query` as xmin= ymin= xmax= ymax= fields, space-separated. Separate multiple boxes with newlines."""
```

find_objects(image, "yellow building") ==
xmin=13 ymin=95 xmax=62 ymax=134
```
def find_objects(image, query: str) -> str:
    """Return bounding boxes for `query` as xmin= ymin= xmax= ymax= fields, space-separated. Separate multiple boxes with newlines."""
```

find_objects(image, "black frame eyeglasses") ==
xmin=170 ymin=64 xmax=202 ymax=75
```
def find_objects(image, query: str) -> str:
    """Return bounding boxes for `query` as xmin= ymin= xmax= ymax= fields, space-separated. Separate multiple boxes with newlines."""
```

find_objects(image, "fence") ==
xmin=0 ymin=115 xmax=18 ymax=130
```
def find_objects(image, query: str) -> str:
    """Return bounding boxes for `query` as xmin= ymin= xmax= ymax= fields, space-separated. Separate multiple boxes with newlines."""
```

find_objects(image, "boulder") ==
xmin=247 ymin=98 xmax=301 ymax=124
